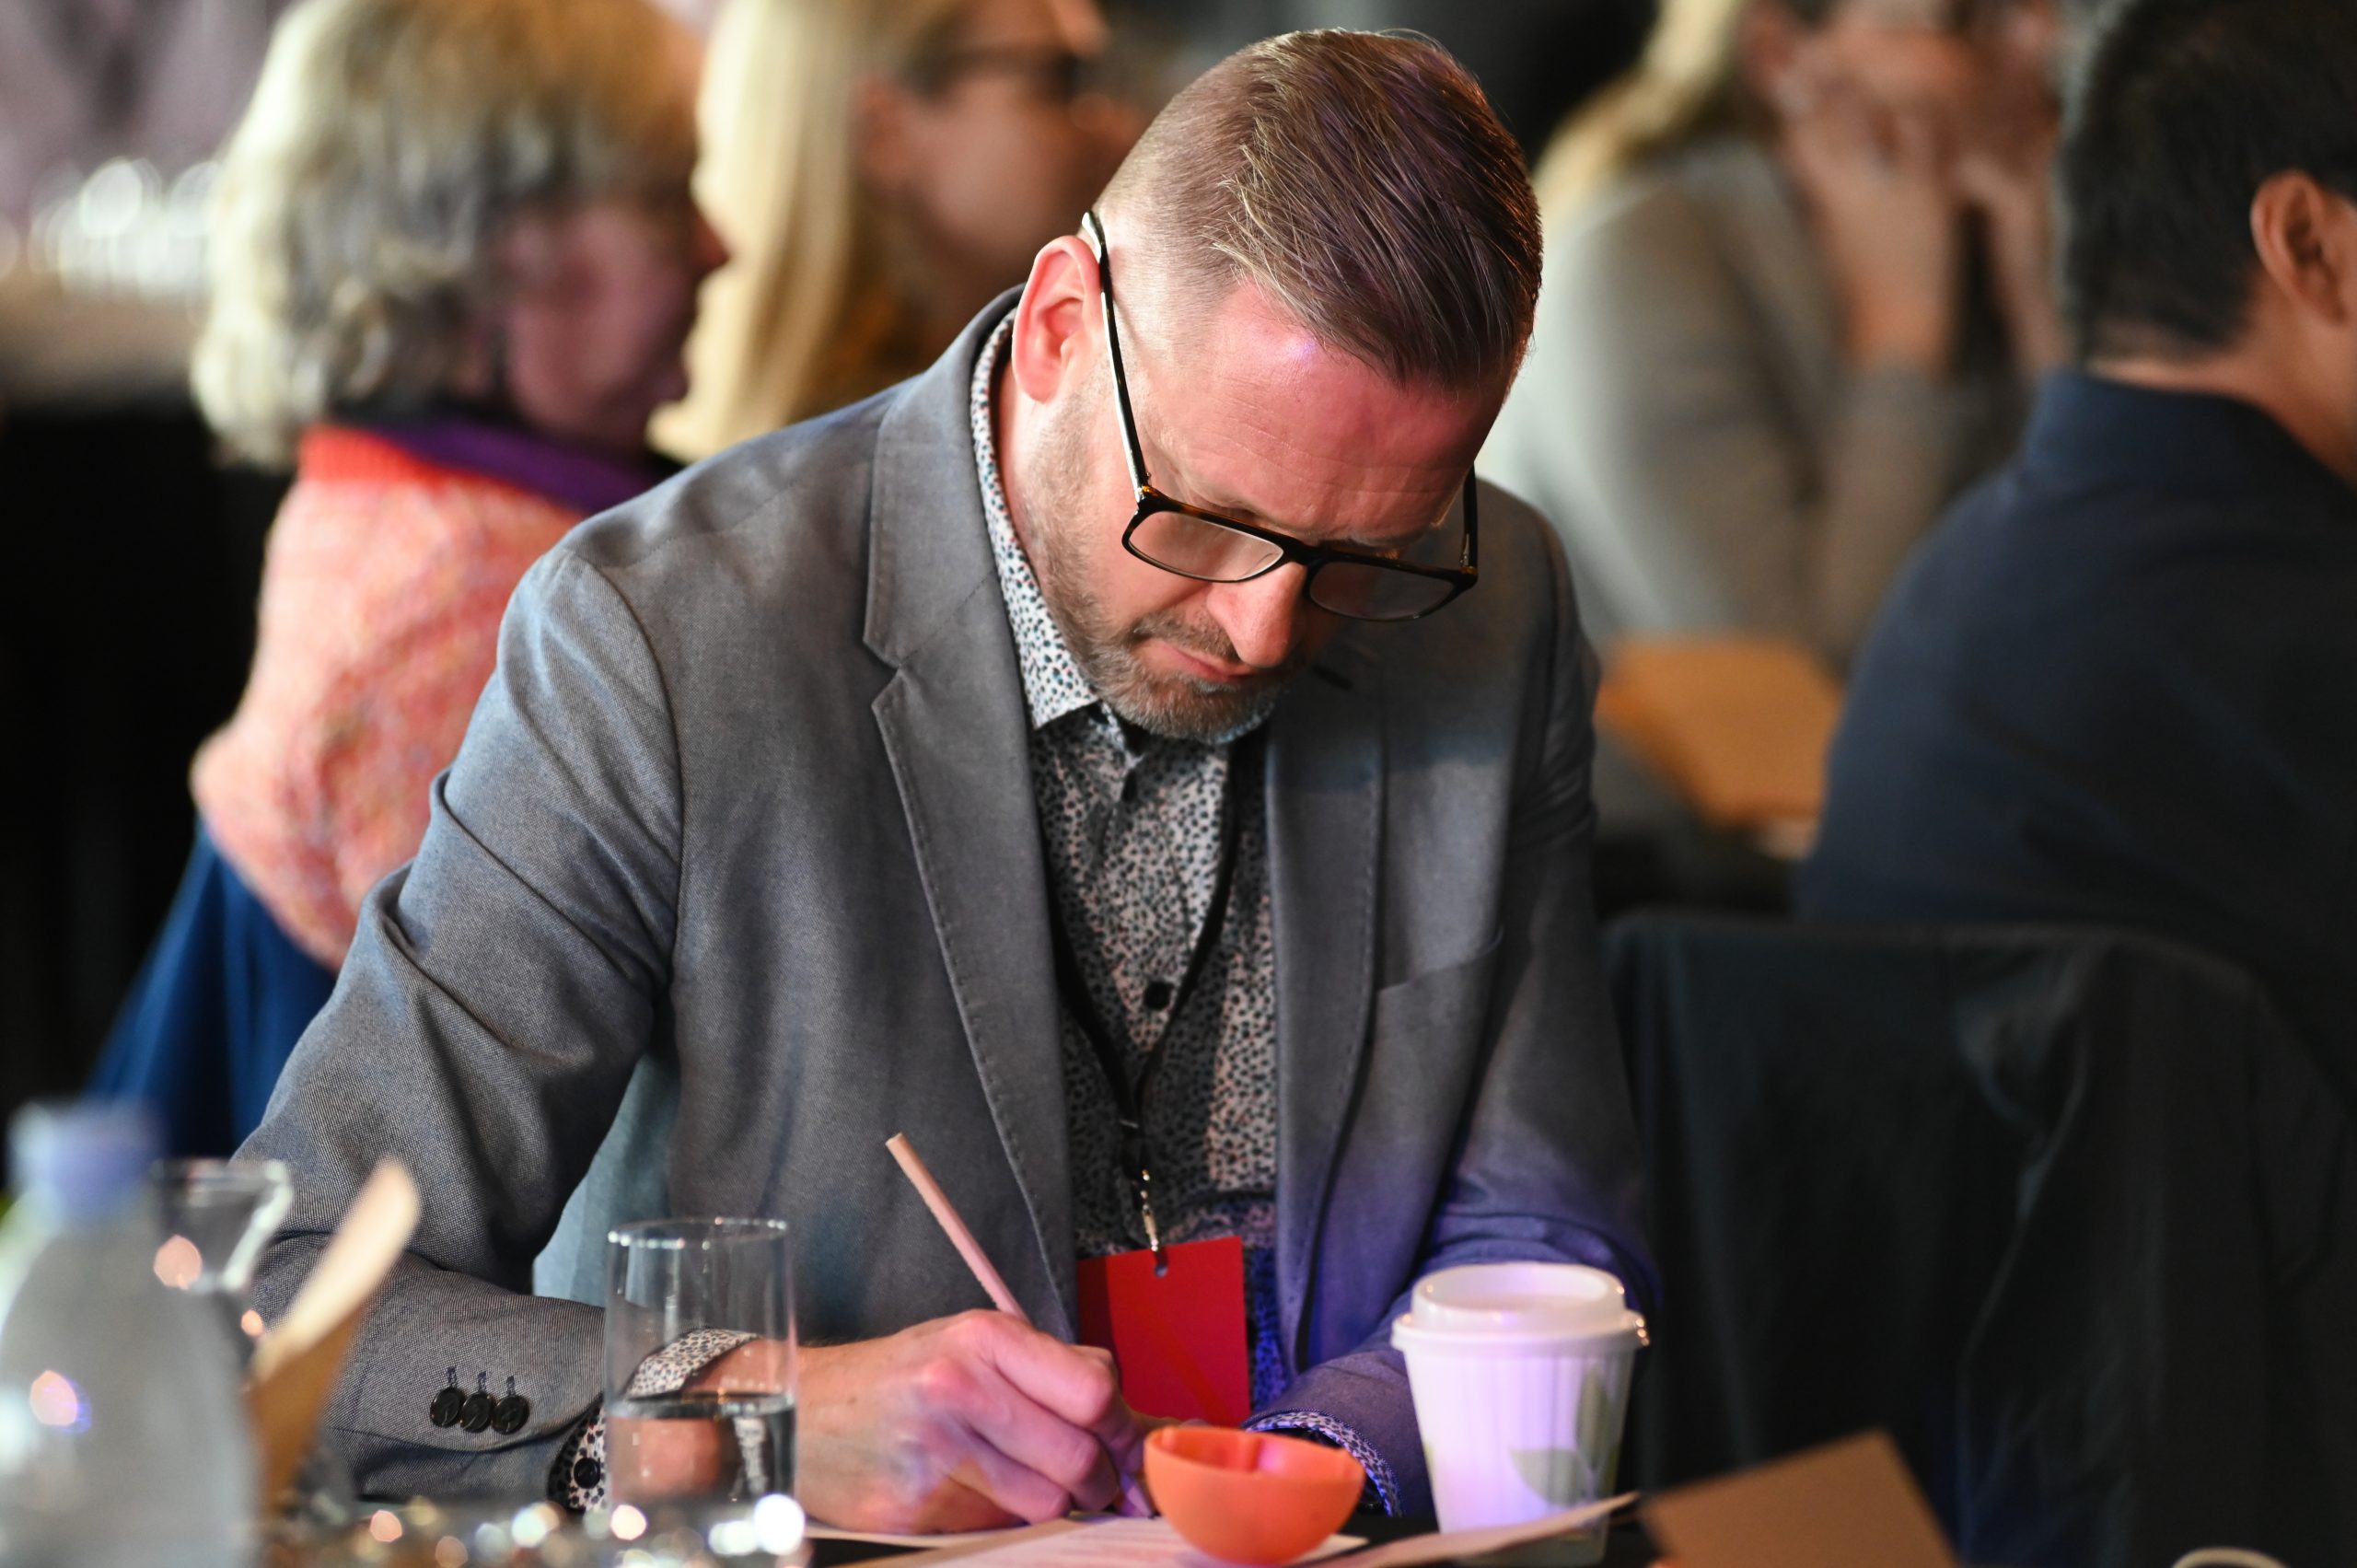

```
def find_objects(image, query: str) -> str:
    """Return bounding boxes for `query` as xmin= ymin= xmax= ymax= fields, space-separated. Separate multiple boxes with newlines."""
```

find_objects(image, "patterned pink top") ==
xmin=192 ymin=428 xmax=585 ymax=967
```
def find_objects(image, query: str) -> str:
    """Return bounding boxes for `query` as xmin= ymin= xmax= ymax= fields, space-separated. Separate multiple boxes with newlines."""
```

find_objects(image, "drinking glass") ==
xmin=605 ymin=1218 xmax=796 ymax=1509
xmin=151 ymin=1157 xmax=293 ymax=1365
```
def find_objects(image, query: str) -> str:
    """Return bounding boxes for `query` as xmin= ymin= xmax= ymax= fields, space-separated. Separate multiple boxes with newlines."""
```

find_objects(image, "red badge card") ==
xmin=1074 ymin=1235 xmax=1251 ymax=1426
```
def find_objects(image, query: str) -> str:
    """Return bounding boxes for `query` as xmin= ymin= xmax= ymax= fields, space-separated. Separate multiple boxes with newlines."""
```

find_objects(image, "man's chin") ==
xmin=1104 ymin=671 xmax=1287 ymax=745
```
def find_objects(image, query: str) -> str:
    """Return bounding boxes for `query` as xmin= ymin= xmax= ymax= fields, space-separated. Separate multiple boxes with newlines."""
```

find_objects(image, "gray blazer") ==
xmin=241 ymin=301 xmax=1654 ymax=1513
xmin=1484 ymin=137 xmax=2022 ymax=667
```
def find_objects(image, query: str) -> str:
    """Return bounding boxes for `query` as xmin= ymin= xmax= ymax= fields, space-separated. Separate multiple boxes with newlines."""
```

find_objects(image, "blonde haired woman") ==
xmin=1484 ymin=0 xmax=2063 ymax=667
xmin=659 ymin=0 xmax=1134 ymax=456
xmin=91 ymin=0 xmax=726 ymax=1155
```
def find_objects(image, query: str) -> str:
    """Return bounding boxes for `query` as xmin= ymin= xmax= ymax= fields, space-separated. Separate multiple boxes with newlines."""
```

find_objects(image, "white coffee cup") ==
xmin=1392 ymin=1262 xmax=1646 ymax=1566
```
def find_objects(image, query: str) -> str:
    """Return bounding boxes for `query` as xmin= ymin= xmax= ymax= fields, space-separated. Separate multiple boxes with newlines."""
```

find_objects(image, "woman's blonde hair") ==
xmin=1533 ymin=0 xmax=1836 ymax=216
xmin=193 ymin=0 xmax=698 ymax=465
xmin=655 ymin=0 xmax=970 ymax=459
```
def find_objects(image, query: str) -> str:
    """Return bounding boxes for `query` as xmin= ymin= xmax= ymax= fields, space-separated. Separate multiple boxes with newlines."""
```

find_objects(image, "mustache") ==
xmin=1129 ymin=610 xmax=1304 ymax=684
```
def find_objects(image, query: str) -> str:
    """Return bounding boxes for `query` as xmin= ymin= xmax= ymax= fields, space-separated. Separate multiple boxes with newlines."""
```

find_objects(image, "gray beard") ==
xmin=1066 ymin=621 xmax=1288 ymax=745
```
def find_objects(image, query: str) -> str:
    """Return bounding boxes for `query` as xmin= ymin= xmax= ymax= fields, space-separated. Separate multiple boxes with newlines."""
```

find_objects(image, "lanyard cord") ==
xmin=1046 ymin=737 xmax=1251 ymax=1267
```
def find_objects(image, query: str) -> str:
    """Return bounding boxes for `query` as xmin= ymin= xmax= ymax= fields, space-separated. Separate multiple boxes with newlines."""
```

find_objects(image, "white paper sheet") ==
xmin=882 ymin=1515 xmax=1364 ymax=1568
xmin=807 ymin=1523 xmax=1046 ymax=1550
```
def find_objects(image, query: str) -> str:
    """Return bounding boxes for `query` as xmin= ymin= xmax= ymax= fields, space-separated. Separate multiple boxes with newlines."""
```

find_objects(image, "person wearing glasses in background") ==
xmin=240 ymin=29 xmax=1655 ymax=1530
xmin=656 ymin=0 xmax=1140 ymax=458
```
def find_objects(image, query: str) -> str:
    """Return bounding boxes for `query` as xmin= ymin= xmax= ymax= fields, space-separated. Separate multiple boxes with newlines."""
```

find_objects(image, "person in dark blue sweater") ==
xmin=1800 ymin=0 xmax=2357 ymax=1113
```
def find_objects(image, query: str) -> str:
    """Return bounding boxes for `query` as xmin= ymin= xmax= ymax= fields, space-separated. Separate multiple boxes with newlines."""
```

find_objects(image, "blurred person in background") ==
xmin=87 ymin=0 xmax=726 ymax=1156
xmin=1803 ymin=0 xmax=2357 ymax=1128
xmin=656 ymin=0 xmax=1138 ymax=458
xmin=1484 ymin=0 xmax=2065 ymax=668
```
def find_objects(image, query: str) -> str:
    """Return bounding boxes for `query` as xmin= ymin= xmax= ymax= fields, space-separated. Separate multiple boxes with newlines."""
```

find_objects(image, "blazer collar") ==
xmin=2025 ymin=371 xmax=2357 ymax=515
xmin=864 ymin=292 xmax=1085 ymax=1331
xmin=864 ymin=291 xmax=1022 ymax=670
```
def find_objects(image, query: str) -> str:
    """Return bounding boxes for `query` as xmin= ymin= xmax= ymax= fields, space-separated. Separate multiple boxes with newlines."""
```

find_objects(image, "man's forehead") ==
xmin=1128 ymin=279 xmax=1495 ymax=538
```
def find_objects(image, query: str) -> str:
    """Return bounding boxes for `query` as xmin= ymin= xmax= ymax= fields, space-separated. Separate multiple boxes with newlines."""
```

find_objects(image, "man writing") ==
xmin=245 ymin=29 xmax=1652 ymax=1527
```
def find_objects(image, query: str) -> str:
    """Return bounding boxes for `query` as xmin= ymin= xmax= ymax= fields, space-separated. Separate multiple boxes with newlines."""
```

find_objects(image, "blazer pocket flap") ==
xmin=1370 ymin=924 xmax=1506 ymax=1039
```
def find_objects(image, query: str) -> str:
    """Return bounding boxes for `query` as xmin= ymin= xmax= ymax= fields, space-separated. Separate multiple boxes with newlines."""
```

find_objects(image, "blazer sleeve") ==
xmin=1489 ymin=176 xmax=1958 ymax=665
xmin=1259 ymin=509 xmax=1657 ymax=1515
xmin=239 ymin=546 xmax=682 ymax=1499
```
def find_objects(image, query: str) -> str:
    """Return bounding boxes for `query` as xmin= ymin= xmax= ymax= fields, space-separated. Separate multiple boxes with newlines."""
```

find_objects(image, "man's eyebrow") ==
xmin=1162 ymin=461 xmax=1260 ymax=522
xmin=1168 ymin=464 xmax=1442 ymax=550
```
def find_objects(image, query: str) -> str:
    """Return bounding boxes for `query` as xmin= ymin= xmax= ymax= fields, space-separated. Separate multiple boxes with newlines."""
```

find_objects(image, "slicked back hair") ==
xmin=2060 ymin=0 xmax=2357 ymax=362
xmin=1097 ymin=29 xmax=1539 ymax=393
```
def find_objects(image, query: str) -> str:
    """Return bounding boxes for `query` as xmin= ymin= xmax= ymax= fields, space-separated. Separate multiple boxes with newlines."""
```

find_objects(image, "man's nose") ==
xmin=1209 ymin=565 xmax=1307 ymax=670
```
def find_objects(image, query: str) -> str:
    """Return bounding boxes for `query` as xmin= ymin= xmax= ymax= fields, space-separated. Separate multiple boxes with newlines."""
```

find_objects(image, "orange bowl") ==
xmin=1143 ymin=1425 xmax=1364 ymax=1565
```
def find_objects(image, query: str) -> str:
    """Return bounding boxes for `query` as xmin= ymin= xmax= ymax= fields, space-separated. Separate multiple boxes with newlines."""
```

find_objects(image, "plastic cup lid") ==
xmin=1394 ymin=1261 xmax=1645 ymax=1348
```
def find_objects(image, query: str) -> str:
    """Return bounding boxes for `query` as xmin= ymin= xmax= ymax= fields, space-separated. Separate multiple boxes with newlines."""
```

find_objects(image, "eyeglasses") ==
xmin=1080 ymin=210 xmax=1478 ymax=622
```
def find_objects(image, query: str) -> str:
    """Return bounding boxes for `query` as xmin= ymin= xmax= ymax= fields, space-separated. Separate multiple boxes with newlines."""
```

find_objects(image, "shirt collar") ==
xmin=972 ymin=314 xmax=1104 ymax=732
xmin=2025 ymin=371 xmax=2357 ymax=517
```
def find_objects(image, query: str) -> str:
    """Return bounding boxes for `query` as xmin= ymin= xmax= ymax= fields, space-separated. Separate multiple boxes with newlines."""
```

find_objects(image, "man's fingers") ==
xmin=798 ymin=1316 xmax=1148 ymax=1529
xmin=923 ymin=1325 xmax=1123 ymax=1513
xmin=970 ymin=1371 xmax=1124 ymax=1512
xmin=1065 ymin=1345 xmax=1149 ymax=1456
xmin=1088 ymin=1397 xmax=1151 ymax=1481
xmin=901 ymin=1472 xmax=1028 ymax=1536
xmin=973 ymin=1318 xmax=1148 ymax=1498
xmin=928 ymin=1405 xmax=1093 ymax=1518
xmin=956 ymin=1312 xmax=1126 ymax=1432
xmin=941 ymin=1437 xmax=1080 ymax=1526
xmin=910 ymin=1471 xmax=1032 ymax=1537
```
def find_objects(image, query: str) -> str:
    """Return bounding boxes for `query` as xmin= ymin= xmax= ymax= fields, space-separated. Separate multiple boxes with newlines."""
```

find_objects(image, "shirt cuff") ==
xmin=546 ymin=1326 xmax=759 ymax=1512
xmin=550 ymin=1407 xmax=606 ymax=1511
xmin=1242 ymin=1410 xmax=1400 ymax=1516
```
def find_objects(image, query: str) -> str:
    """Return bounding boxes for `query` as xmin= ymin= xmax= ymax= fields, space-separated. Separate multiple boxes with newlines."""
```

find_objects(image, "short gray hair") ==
xmin=193 ymin=0 xmax=698 ymax=465
xmin=1098 ymin=30 xmax=1539 ymax=392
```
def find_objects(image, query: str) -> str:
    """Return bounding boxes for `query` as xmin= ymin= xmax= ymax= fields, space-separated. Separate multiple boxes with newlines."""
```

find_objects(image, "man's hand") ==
xmin=647 ymin=1311 xmax=1150 ymax=1533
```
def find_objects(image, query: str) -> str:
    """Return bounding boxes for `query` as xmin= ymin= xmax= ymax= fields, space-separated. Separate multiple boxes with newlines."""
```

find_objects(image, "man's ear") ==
xmin=2250 ymin=170 xmax=2357 ymax=327
xmin=1007 ymin=233 xmax=1098 ymax=406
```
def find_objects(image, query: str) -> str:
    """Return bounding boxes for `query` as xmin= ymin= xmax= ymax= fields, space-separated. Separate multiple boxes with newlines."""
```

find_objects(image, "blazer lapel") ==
xmin=1265 ymin=638 xmax=1385 ymax=1368
xmin=865 ymin=299 xmax=1075 ymax=1335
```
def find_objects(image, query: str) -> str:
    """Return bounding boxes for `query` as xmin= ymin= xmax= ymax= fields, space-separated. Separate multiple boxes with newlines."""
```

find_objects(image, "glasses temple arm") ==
xmin=1082 ymin=210 xmax=1151 ymax=495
